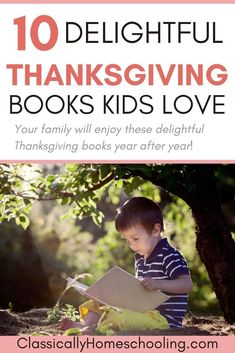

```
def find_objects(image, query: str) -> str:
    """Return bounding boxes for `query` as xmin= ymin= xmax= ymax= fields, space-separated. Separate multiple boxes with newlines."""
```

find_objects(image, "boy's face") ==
xmin=120 ymin=223 xmax=160 ymax=258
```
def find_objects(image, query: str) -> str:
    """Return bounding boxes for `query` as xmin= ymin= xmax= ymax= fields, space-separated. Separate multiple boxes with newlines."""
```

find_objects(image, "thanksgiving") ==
xmin=6 ymin=63 xmax=227 ymax=86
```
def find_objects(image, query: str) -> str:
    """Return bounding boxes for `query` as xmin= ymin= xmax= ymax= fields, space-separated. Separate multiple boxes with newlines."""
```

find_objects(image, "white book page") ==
xmin=66 ymin=277 xmax=89 ymax=294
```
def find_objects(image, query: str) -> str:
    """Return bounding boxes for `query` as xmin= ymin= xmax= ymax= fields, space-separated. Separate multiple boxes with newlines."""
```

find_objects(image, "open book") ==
xmin=67 ymin=266 xmax=169 ymax=312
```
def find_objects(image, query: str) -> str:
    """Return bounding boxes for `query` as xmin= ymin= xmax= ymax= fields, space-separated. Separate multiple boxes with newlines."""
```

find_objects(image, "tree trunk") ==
xmin=190 ymin=191 xmax=235 ymax=323
xmin=166 ymin=165 xmax=235 ymax=323
xmin=131 ymin=164 xmax=235 ymax=323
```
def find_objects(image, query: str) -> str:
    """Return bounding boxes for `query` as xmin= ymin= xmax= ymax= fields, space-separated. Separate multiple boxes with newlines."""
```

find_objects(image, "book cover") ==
xmin=67 ymin=266 xmax=169 ymax=312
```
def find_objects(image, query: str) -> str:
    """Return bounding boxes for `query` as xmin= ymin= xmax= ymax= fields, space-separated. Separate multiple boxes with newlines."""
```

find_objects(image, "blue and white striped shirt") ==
xmin=135 ymin=238 xmax=190 ymax=328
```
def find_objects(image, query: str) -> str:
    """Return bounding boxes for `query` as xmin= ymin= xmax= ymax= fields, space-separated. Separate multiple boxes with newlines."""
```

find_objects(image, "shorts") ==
xmin=79 ymin=299 xmax=169 ymax=331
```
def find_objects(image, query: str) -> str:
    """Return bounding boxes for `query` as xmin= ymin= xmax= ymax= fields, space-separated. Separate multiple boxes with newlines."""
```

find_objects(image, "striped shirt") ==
xmin=135 ymin=238 xmax=190 ymax=328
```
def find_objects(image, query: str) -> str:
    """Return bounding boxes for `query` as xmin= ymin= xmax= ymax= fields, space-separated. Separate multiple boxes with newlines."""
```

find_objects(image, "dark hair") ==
xmin=115 ymin=197 xmax=164 ymax=233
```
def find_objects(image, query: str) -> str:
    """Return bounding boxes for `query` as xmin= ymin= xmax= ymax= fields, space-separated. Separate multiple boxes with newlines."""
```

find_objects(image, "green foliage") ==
xmin=15 ymin=214 xmax=30 ymax=230
xmin=0 ymin=164 xmax=162 ymax=229
xmin=90 ymin=222 xmax=134 ymax=279
xmin=45 ymin=304 xmax=62 ymax=323
xmin=1 ymin=163 xmax=234 ymax=232
xmin=64 ymin=328 xmax=82 ymax=336
xmin=0 ymin=164 xmax=113 ymax=229
xmin=0 ymin=164 xmax=37 ymax=228
xmin=61 ymin=304 xmax=80 ymax=321
xmin=46 ymin=304 xmax=80 ymax=323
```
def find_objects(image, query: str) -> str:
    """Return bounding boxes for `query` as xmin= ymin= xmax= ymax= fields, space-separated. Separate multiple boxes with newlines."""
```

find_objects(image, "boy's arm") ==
xmin=141 ymin=275 xmax=193 ymax=294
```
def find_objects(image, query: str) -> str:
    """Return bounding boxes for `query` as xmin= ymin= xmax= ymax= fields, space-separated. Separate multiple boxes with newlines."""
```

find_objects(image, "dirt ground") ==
xmin=0 ymin=308 xmax=235 ymax=336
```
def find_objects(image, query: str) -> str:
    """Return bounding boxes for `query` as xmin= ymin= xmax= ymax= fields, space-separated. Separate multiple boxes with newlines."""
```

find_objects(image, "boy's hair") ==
xmin=115 ymin=197 xmax=164 ymax=234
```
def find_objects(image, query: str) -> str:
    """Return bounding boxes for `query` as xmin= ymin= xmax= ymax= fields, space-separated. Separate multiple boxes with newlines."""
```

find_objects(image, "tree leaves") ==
xmin=15 ymin=214 xmax=30 ymax=230
xmin=0 ymin=163 xmax=233 ymax=234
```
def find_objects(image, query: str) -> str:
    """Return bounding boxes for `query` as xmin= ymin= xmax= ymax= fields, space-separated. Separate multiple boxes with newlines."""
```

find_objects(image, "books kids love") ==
xmin=67 ymin=266 xmax=169 ymax=312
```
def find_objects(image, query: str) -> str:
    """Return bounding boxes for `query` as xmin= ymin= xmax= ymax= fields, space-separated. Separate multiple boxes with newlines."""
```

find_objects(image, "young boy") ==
xmin=61 ymin=196 xmax=192 ymax=332
xmin=115 ymin=196 xmax=192 ymax=328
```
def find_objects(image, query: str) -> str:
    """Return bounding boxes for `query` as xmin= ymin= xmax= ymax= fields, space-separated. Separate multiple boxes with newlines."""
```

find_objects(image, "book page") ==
xmin=66 ymin=277 xmax=89 ymax=295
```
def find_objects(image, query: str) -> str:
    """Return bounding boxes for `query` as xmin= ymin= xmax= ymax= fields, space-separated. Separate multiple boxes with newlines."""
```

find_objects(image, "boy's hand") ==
xmin=141 ymin=278 xmax=158 ymax=291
